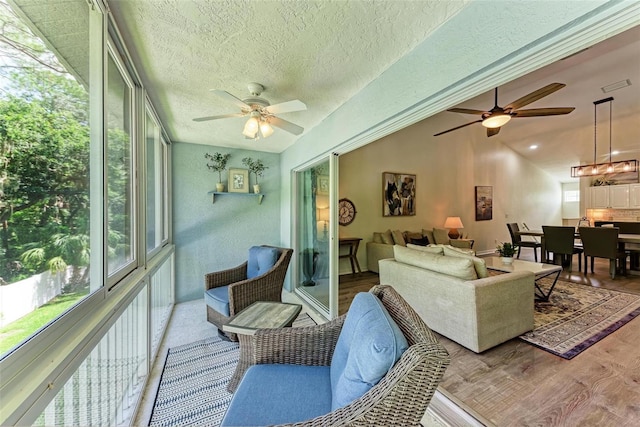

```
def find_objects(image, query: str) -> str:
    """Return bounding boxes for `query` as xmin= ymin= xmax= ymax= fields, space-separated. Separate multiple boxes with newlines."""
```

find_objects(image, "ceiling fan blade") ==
xmin=270 ymin=116 xmax=304 ymax=135
xmin=265 ymin=99 xmax=307 ymax=115
xmin=487 ymin=127 xmax=501 ymax=137
xmin=210 ymin=89 xmax=250 ymax=109
xmin=433 ymin=119 xmax=483 ymax=136
xmin=512 ymin=107 xmax=575 ymax=117
xmin=447 ymin=107 xmax=487 ymax=115
xmin=193 ymin=112 xmax=246 ymax=122
xmin=504 ymin=82 xmax=566 ymax=111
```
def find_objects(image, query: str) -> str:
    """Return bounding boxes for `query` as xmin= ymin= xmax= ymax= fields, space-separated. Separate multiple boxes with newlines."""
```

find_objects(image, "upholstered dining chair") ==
xmin=578 ymin=227 xmax=627 ymax=279
xmin=507 ymin=223 xmax=542 ymax=262
xmin=542 ymin=225 xmax=583 ymax=272
xmin=204 ymin=245 xmax=293 ymax=341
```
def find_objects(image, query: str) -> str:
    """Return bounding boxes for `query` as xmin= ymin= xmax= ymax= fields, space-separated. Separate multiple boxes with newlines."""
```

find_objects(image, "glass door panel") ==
xmin=294 ymin=160 xmax=331 ymax=315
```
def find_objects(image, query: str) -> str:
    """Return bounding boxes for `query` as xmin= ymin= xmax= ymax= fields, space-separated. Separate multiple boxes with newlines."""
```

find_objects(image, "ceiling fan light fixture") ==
xmin=242 ymin=112 xmax=260 ymax=138
xmin=482 ymin=114 xmax=511 ymax=128
xmin=259 ymin=120 xmax=274 ymax=138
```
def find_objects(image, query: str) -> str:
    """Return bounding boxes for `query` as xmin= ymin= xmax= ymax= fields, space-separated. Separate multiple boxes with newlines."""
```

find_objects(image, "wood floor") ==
xmin=338 ymin=252 xmax=640 ymax=426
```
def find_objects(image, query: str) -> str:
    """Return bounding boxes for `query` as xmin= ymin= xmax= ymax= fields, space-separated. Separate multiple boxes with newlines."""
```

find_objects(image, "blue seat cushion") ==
xmin=330 ymin=292 xmax=409 ymax=410
xmin=247 ymin=246 xmax=279 ymax=279
xmin=204 ymin=285 xmax=229 ymax=316
xmin=221 ymin=364 xmax=332 ymax=426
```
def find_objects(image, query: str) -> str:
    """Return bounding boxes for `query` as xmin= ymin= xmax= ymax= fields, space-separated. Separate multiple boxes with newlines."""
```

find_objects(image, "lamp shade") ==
xmin=444 ymin=217 xmax=464 ymax=229
xmin=317 ymin=208 xmax=330 ymax=222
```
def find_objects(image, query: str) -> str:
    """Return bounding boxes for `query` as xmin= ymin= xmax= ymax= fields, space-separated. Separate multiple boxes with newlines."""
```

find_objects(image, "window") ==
xmin=0 ymin=0 xmax=94 ymax=356
xmin=106 ymin=49 xmax=136 ymax=282
xmin=564 ymin=190 xmax=580 ymax=203
xmin=145 ymin=106 xmax=168 ymax=255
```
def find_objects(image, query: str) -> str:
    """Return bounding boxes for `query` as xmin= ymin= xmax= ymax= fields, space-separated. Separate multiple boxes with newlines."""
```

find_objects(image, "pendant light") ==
xmin=570 ymin=97 xmax=638 ymax=177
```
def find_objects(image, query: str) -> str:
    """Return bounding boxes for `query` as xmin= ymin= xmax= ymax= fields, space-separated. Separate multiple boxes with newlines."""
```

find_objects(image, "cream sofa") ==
xmin=379 ymin=245 xmax=534 ymax=353
xmin=366 ymin=228 xmax=473 ymax=273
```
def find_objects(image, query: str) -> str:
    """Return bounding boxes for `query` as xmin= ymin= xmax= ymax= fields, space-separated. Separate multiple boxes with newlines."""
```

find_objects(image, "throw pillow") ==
xmin=381 ymin=229 xmax=394 ymax=245
xmin=421 ymin=229 xmax=434 ymax=245
xmin=404 ymin=232 xmax=427 ymax=246
xmin=391 ymin=230 xmax=406 ymax=246
xmin=247 ymin=246 xmax=279 ymax=279
xmin=393 ymin=245 xmax=478 ymax=280
xmin=442 ymin=246 xmax=488 ymax=278
xmin=372 ymin=232 xmax=384 ymax=243
xmin=432 ymin=228 xmax=451 ymax=245
xmin=406 ymin=243 xmax=444 ymax=255
xmin=330 ymin=292 xmax=408 ymax=410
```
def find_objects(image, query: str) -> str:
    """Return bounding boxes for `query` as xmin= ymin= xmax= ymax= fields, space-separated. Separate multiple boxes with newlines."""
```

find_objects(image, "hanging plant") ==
xmin=205 ymin=152 xmax=231 ymax=183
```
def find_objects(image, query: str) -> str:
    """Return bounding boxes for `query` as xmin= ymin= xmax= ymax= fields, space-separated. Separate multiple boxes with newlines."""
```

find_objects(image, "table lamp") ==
xmin=317 ymin=208 xmax=330 ymax=240
xmin=444 ymin=216 xmax=464 ymax=239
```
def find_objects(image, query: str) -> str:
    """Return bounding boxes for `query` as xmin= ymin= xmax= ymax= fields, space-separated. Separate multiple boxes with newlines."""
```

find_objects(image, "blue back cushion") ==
xmin=247 ymin=246 xmax=279 ymax=279
xmin=330 ymin=292 xmax=409 ymax=410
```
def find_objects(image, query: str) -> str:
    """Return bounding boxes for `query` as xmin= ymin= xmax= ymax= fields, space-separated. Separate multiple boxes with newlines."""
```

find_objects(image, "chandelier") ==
xmin=570 ymin=97 xmax=638 ymax=178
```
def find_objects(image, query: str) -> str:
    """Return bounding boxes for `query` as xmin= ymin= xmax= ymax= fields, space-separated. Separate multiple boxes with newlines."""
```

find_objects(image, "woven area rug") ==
xmin=519 ymin=278 xmax=640 ymax=359
xmin=149 ymin=312 xmax=316 ymax=427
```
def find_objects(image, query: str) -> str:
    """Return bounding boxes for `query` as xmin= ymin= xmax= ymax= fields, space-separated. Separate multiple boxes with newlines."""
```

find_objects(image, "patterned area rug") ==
xmin=149 ymin=313 xmax=316 ymax=427
xmin=519 ymin=279 xmax=640 ymax=359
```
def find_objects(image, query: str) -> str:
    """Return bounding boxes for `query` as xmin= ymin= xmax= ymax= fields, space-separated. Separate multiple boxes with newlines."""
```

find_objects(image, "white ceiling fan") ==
xmin=193 ymin=82 xmax=306 ymax=139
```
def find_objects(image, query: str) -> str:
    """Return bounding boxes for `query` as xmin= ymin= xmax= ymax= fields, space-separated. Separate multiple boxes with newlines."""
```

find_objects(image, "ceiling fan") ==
xmin=193 ymin=82 xmax=306 ymax=139
xmin=434 ymin=82 xmax=575 ymax=137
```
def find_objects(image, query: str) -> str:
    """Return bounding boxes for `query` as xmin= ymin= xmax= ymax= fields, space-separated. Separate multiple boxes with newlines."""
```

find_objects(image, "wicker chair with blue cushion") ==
xmin=205 ymin=245 xmax=293 ymax=341
xmin=220 ymin=285 xmax=450 ymax=427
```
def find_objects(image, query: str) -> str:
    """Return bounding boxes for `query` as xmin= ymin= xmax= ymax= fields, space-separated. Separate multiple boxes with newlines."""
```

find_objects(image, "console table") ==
xmin=339 ymin=237 xmax=362 ymax=274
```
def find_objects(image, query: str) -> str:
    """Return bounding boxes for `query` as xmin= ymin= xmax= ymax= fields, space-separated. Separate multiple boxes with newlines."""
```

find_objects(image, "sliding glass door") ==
xmin=294 ymin=158 xmax=336 ymax=318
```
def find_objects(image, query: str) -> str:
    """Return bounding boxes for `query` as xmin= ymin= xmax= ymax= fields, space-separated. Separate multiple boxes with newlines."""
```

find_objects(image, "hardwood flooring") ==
xmin=338 ymin=253 xmax=640 ymax=426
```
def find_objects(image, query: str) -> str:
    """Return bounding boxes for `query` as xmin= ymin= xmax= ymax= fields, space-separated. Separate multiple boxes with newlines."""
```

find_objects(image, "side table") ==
xmin=339 ymin=237 xmax=362 ymax=274
xmin=223 ymin=301 xmax=302 ymax=392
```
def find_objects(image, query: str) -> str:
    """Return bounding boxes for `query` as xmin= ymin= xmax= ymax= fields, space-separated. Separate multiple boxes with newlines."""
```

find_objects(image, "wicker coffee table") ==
xmin=223 ymin=301 xmax=302 ymax=392
xmin=485 ymin=257 xmax=562 ymax=302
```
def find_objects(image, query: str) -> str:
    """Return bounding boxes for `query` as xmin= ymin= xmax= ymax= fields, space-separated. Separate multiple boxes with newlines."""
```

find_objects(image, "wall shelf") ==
xmin=208 ymin=191 xmax=264 ymax=204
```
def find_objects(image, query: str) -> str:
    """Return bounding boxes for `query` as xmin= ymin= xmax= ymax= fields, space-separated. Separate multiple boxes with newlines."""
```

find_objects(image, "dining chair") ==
xmin=578 ymin=227 xmax=627 ymax=279
xmin=507 ymin=223 xmax=541 ymax=262
xmin=542 ymin=225 xmax=583 ymax=272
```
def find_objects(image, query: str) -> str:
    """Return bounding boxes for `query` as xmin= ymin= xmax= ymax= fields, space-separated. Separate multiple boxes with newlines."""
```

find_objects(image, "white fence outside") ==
xmin=0 ymin=267 xmax=75 ymax=327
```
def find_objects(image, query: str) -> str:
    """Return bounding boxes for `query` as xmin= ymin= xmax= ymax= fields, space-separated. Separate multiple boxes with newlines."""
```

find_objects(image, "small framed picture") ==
xmin=317 ymin=175 xmax=329 ymax=195
xmin=229 ymin=168 xmax=249 ymax=193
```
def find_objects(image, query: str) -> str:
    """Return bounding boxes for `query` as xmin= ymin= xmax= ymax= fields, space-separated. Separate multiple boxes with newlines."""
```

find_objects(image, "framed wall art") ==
xmin=475 ymin=186 xmax=493 ymax=221
xmin=317 ymin=175 xmax=329 ymax=195
xmin=382 ymin=172 xmax=415 ymax=217
xmin=229 ymin=168 xmax=249 ymax=193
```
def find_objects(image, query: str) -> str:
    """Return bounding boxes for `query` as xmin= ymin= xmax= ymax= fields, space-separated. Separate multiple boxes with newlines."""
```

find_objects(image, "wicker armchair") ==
xmin=205 ymin=245 xmax=293 ymax=341
xmin=242 ymin=284 xmax=450 ymax=426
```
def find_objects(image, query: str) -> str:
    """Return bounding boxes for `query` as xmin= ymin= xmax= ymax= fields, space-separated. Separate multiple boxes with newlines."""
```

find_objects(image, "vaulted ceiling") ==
xmin=107 ymin=1 xmax=640 ymax=183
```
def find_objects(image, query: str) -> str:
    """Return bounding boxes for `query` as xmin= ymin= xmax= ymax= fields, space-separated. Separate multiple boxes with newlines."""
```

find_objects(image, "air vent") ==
xmin=601 ymin=79 xmax=631 ymax=93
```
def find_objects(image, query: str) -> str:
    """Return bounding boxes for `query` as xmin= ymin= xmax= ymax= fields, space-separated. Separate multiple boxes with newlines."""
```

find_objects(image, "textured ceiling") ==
xmin=108 ymin=1 xmax=639 ymax=182
xmin=108 ymin=0 xmax=468 ymax=152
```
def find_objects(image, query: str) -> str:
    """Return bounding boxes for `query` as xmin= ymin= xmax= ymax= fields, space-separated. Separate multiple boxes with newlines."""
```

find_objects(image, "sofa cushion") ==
xmin=372 ymin=232 xmax=384 ymax=243
xmin=221 ymin=364 xmax=332 ymax=426
xmin=204 ymin=285 xmax=230 ymax=316
xmin=247 ymin=246 xmax=279 ymax=279
xmin=422 ymin=229 xmax=435 ymax=245
xmin=330 ymin=292 xmax=408 ymax=410
xmin=406 ymin=243 xmax=444 ymax=255
xmin=381 ymin=229 xmax=394 ymax=245
xmin=391 ymin=229 xmax=406 ymax=246
xmin=443 ymin=246 xmax=488 ymax=278
xmin=404 ymin=232 xmax=427 ymax=246
xmin=432 ymin=228 xmax=451 ymax=245
xmin=394 ymin=245 xmax=478 ymax=280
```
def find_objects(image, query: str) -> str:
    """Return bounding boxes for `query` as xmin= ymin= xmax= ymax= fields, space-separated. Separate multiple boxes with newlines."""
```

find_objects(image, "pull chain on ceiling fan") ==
xmin=193 ymin=82 xmax=306 ymax=140
xmin=434 ymin=82 xmax=575 ymax=137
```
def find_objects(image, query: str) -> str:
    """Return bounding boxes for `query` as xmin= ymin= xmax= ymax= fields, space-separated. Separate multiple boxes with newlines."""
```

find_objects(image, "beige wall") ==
xmin=338 ymin=115 xmax=562 ymax=273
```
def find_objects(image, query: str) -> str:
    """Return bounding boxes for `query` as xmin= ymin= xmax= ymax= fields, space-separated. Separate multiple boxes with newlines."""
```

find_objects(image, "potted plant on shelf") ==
xmin=242 ymin=157 xmax=269 ymax=194
xmin=205 ymin=152 xmax=231 ymax=192
xmin=496 ymin=242 xmax=518 ymax=264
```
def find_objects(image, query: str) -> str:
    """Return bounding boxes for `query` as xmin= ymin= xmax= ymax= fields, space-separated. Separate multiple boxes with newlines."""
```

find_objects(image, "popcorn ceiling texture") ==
xmin=107 ymin=0 xmax=469 ymax=152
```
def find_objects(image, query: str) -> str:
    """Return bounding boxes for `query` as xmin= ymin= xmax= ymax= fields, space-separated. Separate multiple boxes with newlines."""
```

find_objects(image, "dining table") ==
xmin=516 ymin=229 xmax=640 ymax=271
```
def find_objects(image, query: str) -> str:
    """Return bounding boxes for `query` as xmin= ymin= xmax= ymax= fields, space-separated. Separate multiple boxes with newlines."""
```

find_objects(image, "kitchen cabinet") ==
xmin=630 ymin=184 xmax=640 ymax=208
xmin=588 ymin=184 xmax=633 ymax=209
